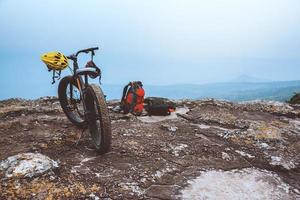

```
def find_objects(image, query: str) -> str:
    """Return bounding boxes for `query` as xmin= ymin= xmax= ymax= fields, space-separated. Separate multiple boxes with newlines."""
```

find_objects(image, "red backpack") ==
xmin=121 ymin=81 xmax=145 ymax=115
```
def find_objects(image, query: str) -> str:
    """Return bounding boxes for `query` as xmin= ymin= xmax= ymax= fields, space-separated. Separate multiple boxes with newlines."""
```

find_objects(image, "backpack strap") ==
xmin=129 ymin=82 xmax=138 ymax=112
xmin=121 ymin=82 xmax=131 ymax=104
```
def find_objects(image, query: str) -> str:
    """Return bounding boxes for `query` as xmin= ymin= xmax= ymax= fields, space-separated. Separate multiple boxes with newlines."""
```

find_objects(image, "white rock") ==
xmin=112 ymin=105 xmax=121 ymax=112
xmin=270 ymin=156 xmax=296 ymax=170
xmin=222 ymin=152 xmax=231 ymax=161
xmin=290 ymin=120 xmax=300 ymax=133
xmin=260 ymin=143 xmax=270 ymax=149
xmin=235 ymin=150 xmax=255 ymax=158
xmin=89 ymin=193 xmax=100 ymax=200
xmin=154 ymin=166 xmax=176 ymax=179
xmin=168 ymin=126 xmax=178 ymax=132
xmin=162 ymin=124 xmax=178 ymax=132
xmin=170 ymin=144 xmax=188 ymax=157
xmin=181 ymin=168 xmax=298 ymax=200
xmin=191 ymin=123 xmax=211 ymax=129
xmin=119 ymin=182 xmax=144 ymax=196
xmin=0 ymin=153 xmax=58 ymax=178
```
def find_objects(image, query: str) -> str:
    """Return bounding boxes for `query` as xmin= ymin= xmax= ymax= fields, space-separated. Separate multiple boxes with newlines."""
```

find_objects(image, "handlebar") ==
xmin=75 ymin=47 xmax=99 ymax=56
xmin=67 ymin=47 xmax=99 ymax=60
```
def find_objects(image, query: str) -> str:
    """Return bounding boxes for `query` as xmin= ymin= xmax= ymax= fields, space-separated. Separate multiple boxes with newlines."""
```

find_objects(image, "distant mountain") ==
xmin=102 ymin=80 xmax=300 ymax=102
xmin=230 ymin=75 xmax=268 ymax=83
xmin=3 ymin=79 xmax=298 ymax=102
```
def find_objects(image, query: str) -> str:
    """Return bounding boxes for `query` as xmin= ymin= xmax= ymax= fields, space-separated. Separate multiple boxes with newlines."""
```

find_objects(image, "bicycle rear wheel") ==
xmin=85 ymin=84 xmax=111 ymax=154
xmin=58 ymin=76 xmax=85 ymax=128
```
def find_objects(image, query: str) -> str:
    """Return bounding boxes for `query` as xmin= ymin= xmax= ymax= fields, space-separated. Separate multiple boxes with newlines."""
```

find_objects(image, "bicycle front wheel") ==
xmin=85 ymin=84 xmax=112 ymax=154
xmin=58 ymin=76 xmax=86 ymax=128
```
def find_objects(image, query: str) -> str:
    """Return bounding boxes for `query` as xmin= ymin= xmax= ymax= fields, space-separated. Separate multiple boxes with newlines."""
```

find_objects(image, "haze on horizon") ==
xmin=0 ymin=0 xmax=300 ymax=99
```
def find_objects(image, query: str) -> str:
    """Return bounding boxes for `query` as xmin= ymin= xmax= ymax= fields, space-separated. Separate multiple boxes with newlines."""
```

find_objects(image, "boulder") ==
xmin=0 ymin=153 xmax=58 ymax=179
xmin=289 ymin=93 xmax=300 ymax=104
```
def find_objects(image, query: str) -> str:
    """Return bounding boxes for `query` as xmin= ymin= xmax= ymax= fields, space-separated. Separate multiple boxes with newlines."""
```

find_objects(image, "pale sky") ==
xmin=0 ymin=0 xmax=300 ymax=97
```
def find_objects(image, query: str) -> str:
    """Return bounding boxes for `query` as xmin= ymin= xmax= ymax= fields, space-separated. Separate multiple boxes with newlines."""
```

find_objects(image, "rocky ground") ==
xmin=0 ymin=97 xmax=300 ymax=199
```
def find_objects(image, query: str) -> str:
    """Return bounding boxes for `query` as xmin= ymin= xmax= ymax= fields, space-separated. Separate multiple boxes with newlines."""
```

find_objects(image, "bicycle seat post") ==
xmin=91 ymin=51 xmax=95 ymax=61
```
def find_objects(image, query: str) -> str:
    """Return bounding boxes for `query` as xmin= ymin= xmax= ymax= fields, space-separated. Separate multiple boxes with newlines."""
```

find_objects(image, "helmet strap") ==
xmin=51 ymin=70 xmax=61 ymax=84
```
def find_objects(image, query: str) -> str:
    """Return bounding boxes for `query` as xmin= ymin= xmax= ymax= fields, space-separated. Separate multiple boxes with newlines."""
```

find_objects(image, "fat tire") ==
xmin=58 ymin=76 xmax=86 ymax=128
xmin=85 ymin=84 xmax=112 ymax=154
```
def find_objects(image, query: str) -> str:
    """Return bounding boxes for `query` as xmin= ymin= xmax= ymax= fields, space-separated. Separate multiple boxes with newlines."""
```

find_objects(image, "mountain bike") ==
xmin=57 ymin=47 xmax=111 ymax=154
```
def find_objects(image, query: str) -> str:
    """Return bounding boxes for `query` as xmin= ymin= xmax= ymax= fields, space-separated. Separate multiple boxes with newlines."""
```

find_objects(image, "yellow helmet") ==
xmin=41 ymin=52 xmax=68 ymax=71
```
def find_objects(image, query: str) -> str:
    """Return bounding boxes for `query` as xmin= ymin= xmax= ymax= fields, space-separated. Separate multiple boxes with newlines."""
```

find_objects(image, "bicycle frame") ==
xmin=67 ymin=47 xmax=100 ymax=120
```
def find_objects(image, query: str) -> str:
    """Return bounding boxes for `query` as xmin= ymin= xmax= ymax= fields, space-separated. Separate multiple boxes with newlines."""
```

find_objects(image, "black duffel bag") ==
xmin=145 ymin=97 xmax=176 ymax=116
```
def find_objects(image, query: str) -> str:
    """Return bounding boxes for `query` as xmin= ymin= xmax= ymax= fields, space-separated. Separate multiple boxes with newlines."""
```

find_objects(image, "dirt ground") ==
xmin=0 ymin=97 xmax=299 ymax=199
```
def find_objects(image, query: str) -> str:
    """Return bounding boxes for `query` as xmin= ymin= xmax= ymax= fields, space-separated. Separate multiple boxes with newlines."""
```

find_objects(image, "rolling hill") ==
xmin=102 ymin=80 xmax=300 ymax=102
